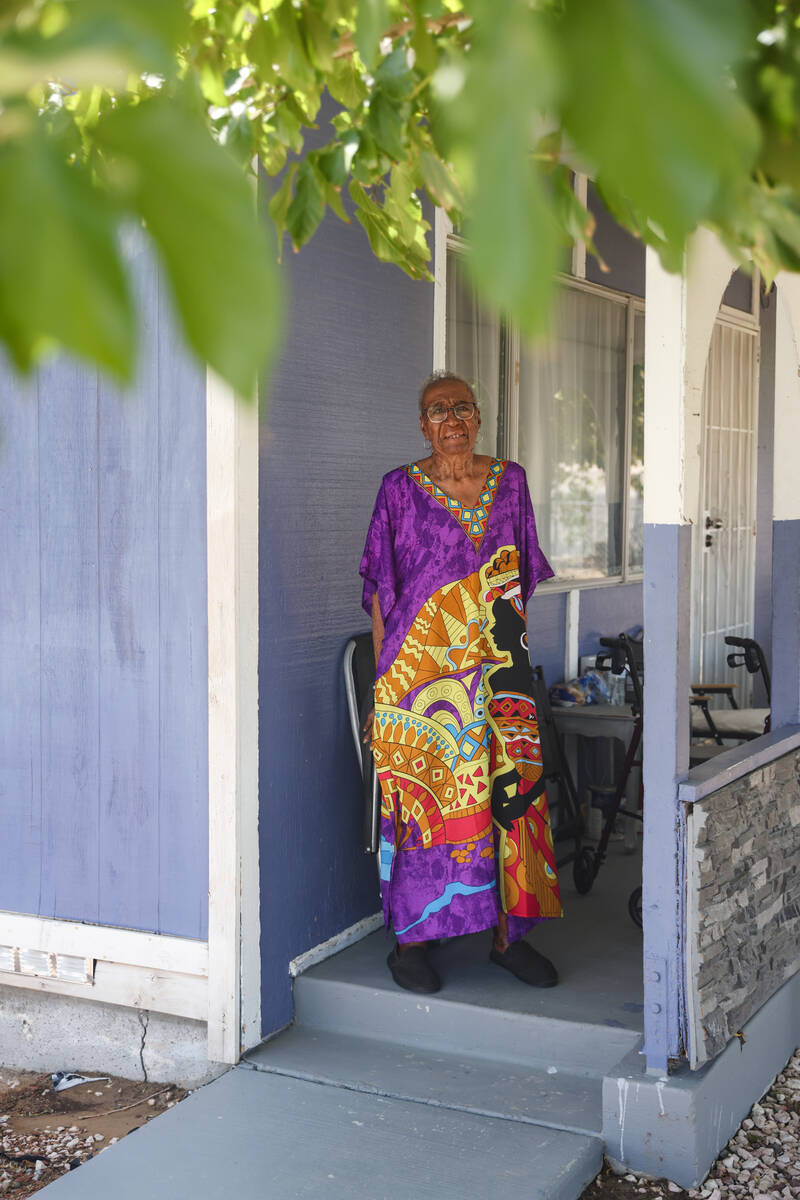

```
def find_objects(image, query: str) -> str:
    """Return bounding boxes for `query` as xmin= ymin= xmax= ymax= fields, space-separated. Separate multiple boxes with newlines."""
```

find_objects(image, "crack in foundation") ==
xmin=137 ymin=1010 xmax=149 ymax=1083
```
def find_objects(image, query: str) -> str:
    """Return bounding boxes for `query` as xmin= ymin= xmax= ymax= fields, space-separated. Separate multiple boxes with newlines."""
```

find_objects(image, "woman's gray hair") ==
xmin=418 ymin=370 xmax=477 ymax=415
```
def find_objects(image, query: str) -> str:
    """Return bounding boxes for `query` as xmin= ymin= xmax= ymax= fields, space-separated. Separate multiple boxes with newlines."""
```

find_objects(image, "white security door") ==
xmin=691 ymin=318 xmax=759 ymax=700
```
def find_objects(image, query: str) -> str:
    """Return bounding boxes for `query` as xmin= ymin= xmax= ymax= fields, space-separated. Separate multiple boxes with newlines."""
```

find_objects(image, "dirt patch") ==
xmin=0 ymin=1068 xmax=186 ymax=1197
xmin=580 ymin=1163 xmax=689 ymax=1199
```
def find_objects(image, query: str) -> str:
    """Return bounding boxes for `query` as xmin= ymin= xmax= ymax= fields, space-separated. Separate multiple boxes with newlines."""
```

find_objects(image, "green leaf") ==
xmin=356 ymin=0 xmax=389 ymax=69
xmin=219 ymin=111 xmax=257 ymax=169
xmin=366 ymin=89 xmax=405 ymax=160
xmin=349 ymin=179 xmax=432 ymax=279
xmin=418 ymin=149 xmax=463 ymax=211
xmin=327 ymin=56 xmax=368 ymax=108
xmin=286 ymin=159 xmax=325 ymax=248
xmin=0 ymin=131 xmax=134 ymax=377
xmin=374 ymin=48 xmax=414 ymax=100
xmin=466 ymin=146 xmax=559 ymax=336
xmin=434 ymin=0 xmax=560 ymax=333
xmin=551 ymin=165 xmax=606 ymax=269
xmin=557 ymin=0 xmax=759 ymax=251
xmin=324 ymin=178 xmax=350 ymax=223
xmin=198 ymin=57 xmax=229 ymax=106
xmin=75 ymin=0 xmax=189 ymax=63
xmin=258 ymin=129 xmax=288 ymax=176
xmin=0 ymin=21 xmax=132 ymax=93
xmin=300 ymin=7 xmax=335 ymax=73
xmin=409 ymin=0 xmax=438 ymax=77
xmin=271 ymin=102 xmax=305 ymax=152
xmin=96 ymin=98 xmax=279 ymax=397
xmin=268 ymin=3 xmax=317 ymax=94
xmin=316 ymin=143 xmax=348 ymax=187
xmin=0 ymin=0 xmax=188 ymax=92
xmin=247 ymin=15 xmax=279 ymax=80
xmin=267 ymin=161 xmax=298 ymax=256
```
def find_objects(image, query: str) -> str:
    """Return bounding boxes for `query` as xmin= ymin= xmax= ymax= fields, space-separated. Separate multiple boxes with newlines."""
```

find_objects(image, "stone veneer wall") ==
xmin=688 ymin=748 xmax=800 ymax=1065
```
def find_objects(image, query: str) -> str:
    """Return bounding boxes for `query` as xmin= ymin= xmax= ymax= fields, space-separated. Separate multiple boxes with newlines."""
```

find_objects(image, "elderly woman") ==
xmin=360 ymin=371 xmax=562 ymax=995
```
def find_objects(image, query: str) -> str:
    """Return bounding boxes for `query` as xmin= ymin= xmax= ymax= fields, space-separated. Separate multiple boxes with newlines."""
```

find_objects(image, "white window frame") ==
xmin=433 ymin=206 xmax=645 ymax=593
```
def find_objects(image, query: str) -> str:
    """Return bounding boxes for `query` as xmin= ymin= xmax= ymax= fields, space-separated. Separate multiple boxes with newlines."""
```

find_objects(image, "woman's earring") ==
xmin=520 ymin=632 xmax=529 ymax=652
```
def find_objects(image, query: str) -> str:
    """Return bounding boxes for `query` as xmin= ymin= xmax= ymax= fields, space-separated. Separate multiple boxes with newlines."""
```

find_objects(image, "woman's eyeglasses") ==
xmin=424 ymin=400 xmax=478 ymax=423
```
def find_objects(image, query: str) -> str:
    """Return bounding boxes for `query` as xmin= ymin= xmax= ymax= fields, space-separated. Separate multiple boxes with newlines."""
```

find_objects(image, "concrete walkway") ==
xmin=40 ymin=1064 xmax=600 ymax=1200
xmin=41 ymin=844 xmax=644 ymax=1199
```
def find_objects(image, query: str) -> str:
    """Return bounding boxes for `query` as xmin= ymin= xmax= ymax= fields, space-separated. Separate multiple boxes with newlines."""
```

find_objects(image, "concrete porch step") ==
xmin=293 ymin=930 xmax=642 ymax=1078
xmin=244 ymin=1024 xmax=605 ymax=1135
xmin=43 ymin=1066 xmax=603 ymax=1200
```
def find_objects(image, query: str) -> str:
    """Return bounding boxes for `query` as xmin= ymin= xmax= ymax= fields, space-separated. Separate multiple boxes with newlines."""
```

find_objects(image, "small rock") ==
xmin=147 ymin=1098 xmax=156 ymax=1107
xmin=667 ymin=1184 xmax=682 ymax=1193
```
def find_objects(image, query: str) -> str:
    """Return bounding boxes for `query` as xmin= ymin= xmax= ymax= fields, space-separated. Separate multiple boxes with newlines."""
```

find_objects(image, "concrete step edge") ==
xmin=238 ymin=1057 xmax=606 ymax=1142
xmin=293 ymin=974 xmax=642 ymax=1077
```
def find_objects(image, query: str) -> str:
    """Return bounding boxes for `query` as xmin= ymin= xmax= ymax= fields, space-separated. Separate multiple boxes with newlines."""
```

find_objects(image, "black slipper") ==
xmin=387 ymin=943 xmax=441 ymax=994
xmin=489 ymin=940 xmax=558 ymax=988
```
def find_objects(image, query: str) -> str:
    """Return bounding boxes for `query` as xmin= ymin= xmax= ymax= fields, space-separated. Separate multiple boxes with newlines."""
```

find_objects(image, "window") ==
xmin=443 ymin=239 xmax=644 ymax=586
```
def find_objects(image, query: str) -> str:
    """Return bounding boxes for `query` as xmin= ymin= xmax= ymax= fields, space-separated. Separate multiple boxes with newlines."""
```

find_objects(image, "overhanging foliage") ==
xmin=1 ymin=0 xmax=800 ymax=394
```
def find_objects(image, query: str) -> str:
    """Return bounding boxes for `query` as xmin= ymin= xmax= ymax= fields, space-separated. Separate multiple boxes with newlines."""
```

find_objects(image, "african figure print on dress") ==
xmin=361 ymin=459 xmax=561 ymax=944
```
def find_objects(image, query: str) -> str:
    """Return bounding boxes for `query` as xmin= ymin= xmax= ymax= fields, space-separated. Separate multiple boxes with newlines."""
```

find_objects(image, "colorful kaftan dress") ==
xmin=360 ymin=458 xmax=562 ymax=944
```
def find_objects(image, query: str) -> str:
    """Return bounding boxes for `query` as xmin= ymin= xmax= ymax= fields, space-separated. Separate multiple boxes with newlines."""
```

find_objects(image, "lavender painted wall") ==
xmin=525 ymin=583 xmax=643 ymax=687
xmin=257 ymin=187 xmax=433 ymax=1035
xmin=0 ymin=238 xmax=209 ymax=938
xmin=771 ymin=520 xmax=800 ymax=728
xmin=754 ymin=289 xmax=776 ymax=705
xmin=578 ymin=582 xmax=643 ymax=661
xmin=527 ymin=591 xmax=566 ymax=685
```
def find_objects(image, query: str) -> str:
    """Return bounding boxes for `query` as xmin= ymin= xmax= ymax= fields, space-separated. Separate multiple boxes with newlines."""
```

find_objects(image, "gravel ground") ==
xmin=0 ymin=1069 xmax=186 ymax=1197
xmin=581 ymin=1047 xmax=800 ymax=1200
xmin=1 ymin=1050 xmax=797 ymax=1198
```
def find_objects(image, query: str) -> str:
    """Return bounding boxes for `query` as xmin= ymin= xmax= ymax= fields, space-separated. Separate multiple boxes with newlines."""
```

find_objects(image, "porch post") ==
xmin=206 ymin=371 xmax=261 ymax=1063
xmin=642 ymin=249 xmax=691 ymax=1073
xmin=642 ymin=234 xmax=737 ymax=1072
xmin=770 ymin=280 xmax=800 ymax=728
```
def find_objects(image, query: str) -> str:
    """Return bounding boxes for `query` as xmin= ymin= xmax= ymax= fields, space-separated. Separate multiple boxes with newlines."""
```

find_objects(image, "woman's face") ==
xmin=420 ymin=380 xmax=481 ymax=457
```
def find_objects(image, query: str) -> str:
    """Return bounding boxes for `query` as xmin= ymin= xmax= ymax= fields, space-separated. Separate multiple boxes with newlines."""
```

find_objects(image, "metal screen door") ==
xmin=691 ymin=319 xmax=759 ymax=698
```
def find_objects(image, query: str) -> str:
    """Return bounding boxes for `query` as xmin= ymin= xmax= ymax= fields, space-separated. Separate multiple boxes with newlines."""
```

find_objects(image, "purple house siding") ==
xmin=257 ymin=183 xmax=434 ymax=1035
xmin=0 ymin=240 xmax=209 ymax=939
xmin=527 ymin=591 xmax=566 ymax=686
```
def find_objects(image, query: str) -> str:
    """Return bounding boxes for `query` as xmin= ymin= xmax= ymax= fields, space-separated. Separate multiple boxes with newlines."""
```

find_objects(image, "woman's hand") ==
xmin=362 ymin=708 xmax=375 ymax=744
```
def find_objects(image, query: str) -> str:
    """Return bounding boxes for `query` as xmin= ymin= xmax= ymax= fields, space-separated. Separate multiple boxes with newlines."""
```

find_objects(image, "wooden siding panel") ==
xmin=97 ymin=244 xmax=161 ymax=931
xmin=0 ymin=241 xmax=209 ymax=938
xmin=156 ymin=279 xmax=208 ymax=939
xmin=0 ymin=371 xmax=42 ymax=914
xmin=37 ymin=360 xmax=101 ymax=922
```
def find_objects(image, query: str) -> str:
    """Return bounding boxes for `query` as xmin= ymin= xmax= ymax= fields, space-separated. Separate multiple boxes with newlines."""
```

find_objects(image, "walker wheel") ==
xmin=573 ymin=846 xmax=596 ymax=895
xmin=628 ymin=886 xmax=643 ymax=929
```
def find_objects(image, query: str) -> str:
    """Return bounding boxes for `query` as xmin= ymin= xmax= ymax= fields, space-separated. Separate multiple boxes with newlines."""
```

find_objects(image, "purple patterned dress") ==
xmin=360 ymin=459 xmax=562 ymax=944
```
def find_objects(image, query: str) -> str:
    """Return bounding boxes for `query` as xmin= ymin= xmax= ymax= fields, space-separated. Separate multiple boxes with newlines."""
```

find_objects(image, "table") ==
xmin=551 ymin=704 xmax=641 ymax=849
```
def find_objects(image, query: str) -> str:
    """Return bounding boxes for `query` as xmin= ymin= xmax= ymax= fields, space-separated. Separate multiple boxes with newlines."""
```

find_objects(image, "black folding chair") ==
xmin=690 ymin=635 xmax=771 ymax=749
xmin=343 ymin=633 xmax=381 ymax=854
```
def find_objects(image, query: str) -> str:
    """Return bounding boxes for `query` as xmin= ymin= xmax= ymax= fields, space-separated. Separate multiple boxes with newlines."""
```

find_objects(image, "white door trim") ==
xmin=206 ymin=370 xmax=261 ymax=1063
